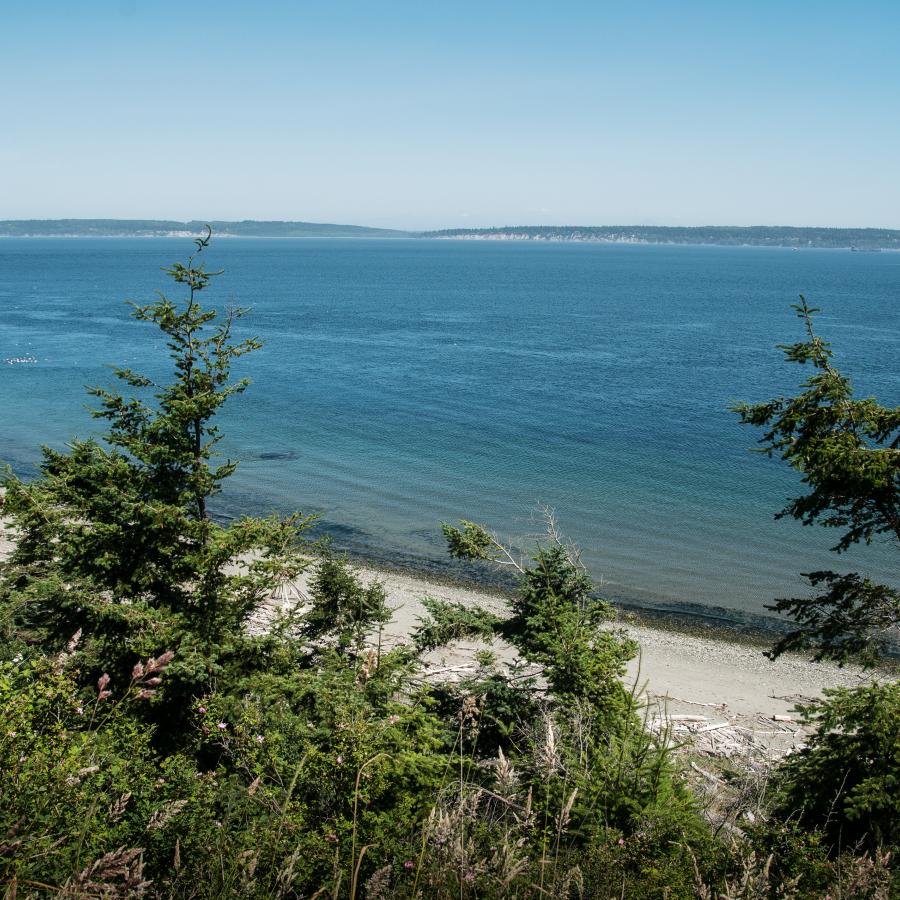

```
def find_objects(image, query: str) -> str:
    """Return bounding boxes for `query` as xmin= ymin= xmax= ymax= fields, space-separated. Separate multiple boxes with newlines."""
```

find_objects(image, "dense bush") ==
xmin=768 ymin=682 xmax=900 ymax=853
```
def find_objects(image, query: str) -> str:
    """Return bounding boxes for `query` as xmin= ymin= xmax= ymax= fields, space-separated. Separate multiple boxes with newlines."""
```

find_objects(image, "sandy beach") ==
xmin=1 ymin=522 xmax=880 ymax=755
xmin=259 ymin=560 xmax=881 ymax=756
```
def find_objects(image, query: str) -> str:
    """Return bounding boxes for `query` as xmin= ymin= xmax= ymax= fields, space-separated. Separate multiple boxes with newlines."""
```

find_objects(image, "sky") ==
xmin=2 ymin=1 xmax=900 ymax=230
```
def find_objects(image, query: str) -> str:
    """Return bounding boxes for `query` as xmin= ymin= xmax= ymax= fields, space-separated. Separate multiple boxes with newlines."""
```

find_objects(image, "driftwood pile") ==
xmin=648 ymin=697 xmax=806 ymax=760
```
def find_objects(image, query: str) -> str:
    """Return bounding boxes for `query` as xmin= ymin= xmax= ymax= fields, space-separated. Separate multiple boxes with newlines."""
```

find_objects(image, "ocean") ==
xmin=1 ymin=237 xmax=897 ymax=628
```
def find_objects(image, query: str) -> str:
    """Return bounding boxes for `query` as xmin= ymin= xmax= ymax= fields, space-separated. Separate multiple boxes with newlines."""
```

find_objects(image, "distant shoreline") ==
xmin=3 ymin=220 xmax=900 ymax=250
xmin=421 ymin=225 xmax=900 ymax=251
xmin=0 ymin=233 xmax=410 ymax=240
xmin=3 ymin=234 xmax=897 ymax=253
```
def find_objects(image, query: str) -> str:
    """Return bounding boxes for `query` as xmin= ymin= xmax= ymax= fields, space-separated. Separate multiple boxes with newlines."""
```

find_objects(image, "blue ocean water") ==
xmin=1 ymin=237 xmax=897 ymax=625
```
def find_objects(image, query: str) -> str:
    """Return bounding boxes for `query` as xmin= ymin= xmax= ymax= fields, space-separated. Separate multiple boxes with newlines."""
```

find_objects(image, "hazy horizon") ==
xmin=3 ymin=2 xmax=900 ymax=230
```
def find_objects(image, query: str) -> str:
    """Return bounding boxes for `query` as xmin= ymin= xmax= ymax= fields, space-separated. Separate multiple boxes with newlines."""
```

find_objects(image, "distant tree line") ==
xmin=422 ymin=224 xmax=900 ymax=250
xmin=5 ymin=220 xmax=900 ymax=248
xmin=0 ymin=219 xmax=407 ymax=238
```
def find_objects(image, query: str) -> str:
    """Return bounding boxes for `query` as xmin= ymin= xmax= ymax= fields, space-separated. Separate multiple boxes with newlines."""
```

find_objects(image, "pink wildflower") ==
xmin=254 ymin=734 xmax=265 ymax=744
xmin=403 ymin=860 xmax=414 ymax=870
xmin=336 ymin=754 xmax=344 ymax=765
xmin=217 ymin=722 xmax=227 ymax=731
xmin=617 ymin=838 xmax=625 ymax=847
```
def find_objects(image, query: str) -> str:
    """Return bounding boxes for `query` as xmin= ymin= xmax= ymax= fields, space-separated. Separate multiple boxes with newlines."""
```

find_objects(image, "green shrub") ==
xmin=769 ymin=682 xmax=900 ymax=854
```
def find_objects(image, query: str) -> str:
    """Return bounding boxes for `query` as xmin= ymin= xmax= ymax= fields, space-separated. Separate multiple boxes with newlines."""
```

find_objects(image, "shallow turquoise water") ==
xmin=1 ymin=237 xmax=897 ymax=624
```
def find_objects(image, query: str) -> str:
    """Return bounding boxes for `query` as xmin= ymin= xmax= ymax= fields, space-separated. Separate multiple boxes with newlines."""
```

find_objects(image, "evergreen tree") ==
xmin=0 ymin=229 xmax=312 ymax=715
xmin=734 ymin=298 xmax=900 ymax=664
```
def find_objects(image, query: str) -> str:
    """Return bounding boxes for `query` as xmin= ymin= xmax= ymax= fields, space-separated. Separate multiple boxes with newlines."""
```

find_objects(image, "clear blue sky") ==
xmin=3 ymin=1 xmax=899 ymax=229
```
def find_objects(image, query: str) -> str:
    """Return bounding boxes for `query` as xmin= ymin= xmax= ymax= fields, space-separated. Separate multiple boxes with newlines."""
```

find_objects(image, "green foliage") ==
xmin=771 ymin=570 xmax=900 ymax=665
xmin=504 ymin=544 xmax=636 ymax=718
xmin=442 ymin=519 xmax=498 ymax=562
xmin=413 ymin=595 xmax=502 ymax=652
xmin=733 ymin=300 xmax=900 ymax=890
xmin=0 ymin=231 xmax=313 ymax=732
xmin=768 ymin=682 xmax=900 ymax=854
xmin=430 ymin=517 xmax=699 ymax=850
xmin=8 ymin=236 xmax=878 ymax=898
xmin=0 ymin=659 xmax=201 ymax=896
xmin=734 ymin=297 xmax=900 ymax=664
xmin=302 ymin=551 xmax=393 ymax=653
xmin=437 ymin=518 xmax=637 ymax=726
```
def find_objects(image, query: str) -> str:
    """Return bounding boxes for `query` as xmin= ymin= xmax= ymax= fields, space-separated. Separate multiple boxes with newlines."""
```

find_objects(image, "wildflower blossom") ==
xmin=403 ymin=860 xmax=414 ymax=870
xmin=217 ymin=722 xmax=227 ymax=731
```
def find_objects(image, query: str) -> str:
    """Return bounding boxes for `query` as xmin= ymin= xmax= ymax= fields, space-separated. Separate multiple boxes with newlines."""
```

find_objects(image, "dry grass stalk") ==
xmin=108 ymin=793 xmax=132 ymax=823
xmin=64 ymin=766 xmax=99 ymax=788
xmin=486 ymin=830 xmax=529 ymax=889
xmin=363 ymin=864 xmax=392 ymax=900
xmin=274 ymin=844 xmax=303 ymax=898
xmin=692 ymin=846 xmax=801 ymax=900
xmin=555 ymin=788 xmax=578 ymax=834
xmin=129 ymin=651 xmax=175 ymax=702
xmin=61 ymin=846 xmax=149 ymax=898
xmin=53 ymin=629 xmax=82 ymax=673
xmin=520 ymin=710 xmax=563 ymax=779
xmin=493 ymin=747 xmax=519 ymax=799
xmin=841 ymin=849 xmax=893 ymax=900
xmin=145 ymin=800 xmax=187 ymax=831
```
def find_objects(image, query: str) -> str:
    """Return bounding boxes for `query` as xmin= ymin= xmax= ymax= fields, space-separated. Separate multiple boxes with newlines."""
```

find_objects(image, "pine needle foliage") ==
xmin=734 ymin=297 xmax=900 ymax=664
xmin=0 ymin=229 xmax=313 ymax=719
